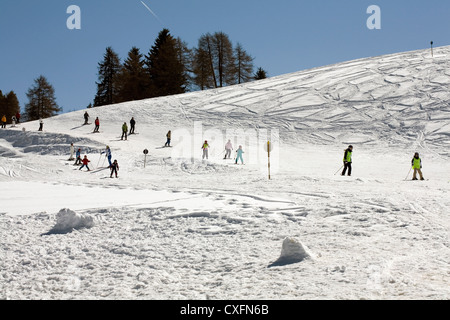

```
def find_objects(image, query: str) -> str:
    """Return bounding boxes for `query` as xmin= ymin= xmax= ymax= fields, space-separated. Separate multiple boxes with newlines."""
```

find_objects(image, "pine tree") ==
xmin=195 ymin=33 xmax=217 ymax=89
xmin=175 ymin=37 xmax=194 ymax=92
xmin=24 ymin=76 xmax=60 ymax=121
xmin=0 ymin=90 xmax=20 ymax=124
xmin=254 ymin=67 xmax=268 ymax=80
xmin=5 ymin=91 xmax=20 ymax=123
xmin=212 ymin=32 xmax=235 ymax=87
xmin=94 ymin=47 xmax=122 ymax=107
xmin=193 ymin=46 xmax=214 ymax=90
xmin=117 ymin=47 xmax=148 ymax=103
xmin=194 ymin=32 xmax=237 ymax=88
xmin=234 ymin=43 xmax=254 ymax=84
xmin=145 ymin=29 xmax=186 ymax=97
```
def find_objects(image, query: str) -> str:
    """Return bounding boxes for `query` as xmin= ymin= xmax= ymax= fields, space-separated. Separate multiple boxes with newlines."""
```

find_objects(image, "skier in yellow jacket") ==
xmin=411 ymin=152 xmax=425 ymax=181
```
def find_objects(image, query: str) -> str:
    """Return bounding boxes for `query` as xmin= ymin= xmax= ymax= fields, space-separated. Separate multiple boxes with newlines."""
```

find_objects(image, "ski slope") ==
xmin=0 ymin=46 xmax=449 ymax=300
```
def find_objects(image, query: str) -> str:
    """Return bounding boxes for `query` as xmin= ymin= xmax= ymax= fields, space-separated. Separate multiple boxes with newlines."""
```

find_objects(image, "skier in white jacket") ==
xmin=69 ymin=143 xmax=75 ymax=161
xmin=224 ymin=140 xmax=233 ymax=159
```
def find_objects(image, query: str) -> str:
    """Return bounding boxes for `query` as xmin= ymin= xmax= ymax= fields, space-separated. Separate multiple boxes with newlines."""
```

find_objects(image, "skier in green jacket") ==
xmin=411 ymin=152 xmax=425 ymax=180
xmin=121 ymin=122 xmax=128 ymax=141
xmin=341 ymin=145 xmax=353 ymax=176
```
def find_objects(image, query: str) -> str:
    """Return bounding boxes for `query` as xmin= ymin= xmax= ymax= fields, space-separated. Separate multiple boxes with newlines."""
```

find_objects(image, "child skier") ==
xmin=1 ymin=115 xmax=6 ymax=128
xmin=74 ymin=148 xmax=82 ymax=165
xmin=202 ymin=140 xmax=209 ymax=160
xmin=110 ymin=160 xmax=119 ymax=178
xmin=224 ymin=140 xmax=233 ymax=159
xmin=411 ymin=152 xmax=425 ymax=181
xmin=235 ymin=145 xmax=244 ymax=164
xmin=79 ymin=155 xmax=91 ymax=171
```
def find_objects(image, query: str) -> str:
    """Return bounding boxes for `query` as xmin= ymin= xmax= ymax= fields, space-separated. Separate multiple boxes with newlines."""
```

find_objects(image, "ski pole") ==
xmin=97 ymin=153 xmax=102 ymax=168
xmin=334 ymin=164 xmax=344 ymax=176
xmin=404 ymin=167 xmax=412 ymax=181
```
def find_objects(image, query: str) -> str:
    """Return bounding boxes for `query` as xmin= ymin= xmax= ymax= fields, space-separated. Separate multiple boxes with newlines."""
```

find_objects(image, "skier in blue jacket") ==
xmin=235 ymin=145 xmax=244 ymax=165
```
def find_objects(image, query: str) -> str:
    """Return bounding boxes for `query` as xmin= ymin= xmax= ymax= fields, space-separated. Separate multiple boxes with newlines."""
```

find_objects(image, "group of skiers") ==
xmin=1 ymin=112 xmax=20 ymax=128
xmin=201 ymin=139 xmax=245 ymax=165
xmin=83 ymin=112 xmax=136 ymax=140
xmin=339 ymin=145 xmax=425 ymax=181
xmin=70 ymin=143 xmax=119 ymax=178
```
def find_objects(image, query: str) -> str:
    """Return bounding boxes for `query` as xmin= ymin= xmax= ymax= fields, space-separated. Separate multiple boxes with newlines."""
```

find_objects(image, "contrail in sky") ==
xmin=140 ymin=1 xmax=163 ymax=24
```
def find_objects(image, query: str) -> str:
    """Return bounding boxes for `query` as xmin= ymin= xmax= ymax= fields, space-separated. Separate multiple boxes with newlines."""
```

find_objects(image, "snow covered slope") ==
xmin=0 ymin=46 xmax=449 ymax=300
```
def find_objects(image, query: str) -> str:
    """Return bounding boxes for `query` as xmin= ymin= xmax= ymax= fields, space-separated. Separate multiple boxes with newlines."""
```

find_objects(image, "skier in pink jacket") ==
xmin=224 ymin=140 xmax=233 ymax=159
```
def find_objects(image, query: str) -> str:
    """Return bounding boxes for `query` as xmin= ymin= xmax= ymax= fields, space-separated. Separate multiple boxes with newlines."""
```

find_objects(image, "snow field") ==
xmin=1 ymin=46 xmax=449 ymax=300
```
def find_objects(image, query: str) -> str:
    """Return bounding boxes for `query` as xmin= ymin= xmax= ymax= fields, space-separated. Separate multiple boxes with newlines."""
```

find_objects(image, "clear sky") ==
xmin=0 ymin=0 xmax=448 ymax=114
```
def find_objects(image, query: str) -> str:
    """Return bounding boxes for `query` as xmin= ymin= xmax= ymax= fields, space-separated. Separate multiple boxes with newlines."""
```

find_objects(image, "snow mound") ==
xmin=268 ymin=237 xmax=314 ymax=267
xmin=46 ymin=208 xmax=94 ymax=234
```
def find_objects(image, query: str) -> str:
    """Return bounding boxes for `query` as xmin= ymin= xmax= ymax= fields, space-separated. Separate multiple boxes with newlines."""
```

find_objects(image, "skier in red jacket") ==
xmin=93 ymin=117 xmax=100 ymax=133
xmin=79 ymin=156 xmax=91 ymax=171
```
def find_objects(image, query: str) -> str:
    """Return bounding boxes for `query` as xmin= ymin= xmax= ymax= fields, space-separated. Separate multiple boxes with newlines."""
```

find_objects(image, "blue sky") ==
xmin=0 ymin=0 xmax=449 ymax=114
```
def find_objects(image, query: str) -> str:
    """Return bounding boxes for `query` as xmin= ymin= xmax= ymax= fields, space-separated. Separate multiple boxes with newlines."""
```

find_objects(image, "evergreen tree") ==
xmin=194 ymin=32 xmax=236 ymax=88
xmin=193 ymin=46 xmax=215 ymax=90
xmin=24 ymin=76 xmax=60 ymax=121
xmin=117 ymin=47 xmax=148 ymax=102
xmin=195 ymin=33 xmax=217 ymax=89
xmin=254 ymin=67 xmax=268 ymax=80
xmin=0 ymin=90 xmax=20 ymax=124
xmin=145 ymin=29 xmax=186 ymax=97
xmin=234 ymin=43 xmax=254 ymax=84
xmin=0 ymin=90 xmax=5 ymax=119
xmin=175 ymin=37 xmax=194 ymax=92
xmin=94 ymin=47 xmax=122 ymax=107
xmin=5 ymin=91 xmax=20 ymax=123
xmin=212 ymin=32 xmax=235 ymax=87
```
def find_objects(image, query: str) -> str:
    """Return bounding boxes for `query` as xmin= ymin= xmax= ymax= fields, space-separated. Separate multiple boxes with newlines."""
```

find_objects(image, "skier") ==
xmin=84 ymin=112 xmax=90 ymax=125
xmin=110 ymin=160 xmax=119 ymax=178
xmin=224 ymin=140 xmax=233 ymax=159
xmin=74 ymin=148 xmax=82 ymax=165
xmin=93 ymin=117 xmax=100 ymax=133
xmin=69 ymin=143 xmax=75 ymax=161
xmin=235 ymin=145 xmax=245 ymax=164
xmin=15 ymin=112 xmax=21 ymax=124
xmin=165 ymin=131 xmax=172 ymax=147
xmin=121 ymin=122 xmax=128 ymax=140
xmin=11 ymin=116 xmax=16 ymax=128
xmin=79 ymin=155 xmax=91 ymax=171
xmin=1 ymin=115 xmax=6 ymax=128
xmin=130 ymin=117 xmax=136 ymax=135
xmin=202 ymin=140 xmax=210 ymax=160
xmin=101 ymin=146 xmax=113 ymax=168
xmin=411 ymin=152 xmax=425 ymax=181
xmin=341 ymin=145 xmax=353 ymax=176
xmin=38 ymin=118 xmax=44 ymax=131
